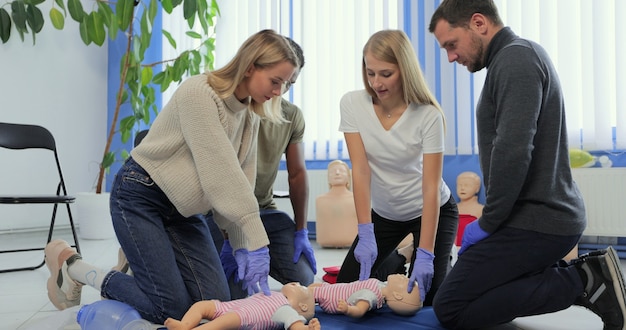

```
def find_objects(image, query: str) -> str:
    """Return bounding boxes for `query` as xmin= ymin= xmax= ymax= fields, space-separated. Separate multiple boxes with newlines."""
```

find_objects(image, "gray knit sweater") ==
xmin=476 ymin=27 xmax=586 ymax=236
xmin=131 ymin=73 xmax=269 ymax=251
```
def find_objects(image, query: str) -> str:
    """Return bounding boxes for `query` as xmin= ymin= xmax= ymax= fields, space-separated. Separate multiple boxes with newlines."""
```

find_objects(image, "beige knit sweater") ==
xmin=131 ymin=74 xmax=269 ymax=251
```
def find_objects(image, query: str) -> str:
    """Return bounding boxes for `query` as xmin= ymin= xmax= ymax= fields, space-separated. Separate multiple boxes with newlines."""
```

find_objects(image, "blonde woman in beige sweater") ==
xmin=43 ymin=29 xmax=301 ymax=324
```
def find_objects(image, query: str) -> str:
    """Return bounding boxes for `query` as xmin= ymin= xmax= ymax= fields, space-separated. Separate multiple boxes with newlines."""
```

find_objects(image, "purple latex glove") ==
xmin=234 ymin=247 xmax=271 ymax=296
xmin=219 ymin=240 xmax=239 ymax=283
xmin=408 ymin=248 xmax=434 ymax=302
xmin=354 ymin=223 xmax=378 ymax=280
xmin=293 ymin=229 xmax=317 ymax=274
xmin=458 ymin=220 xmax=490 ymax=256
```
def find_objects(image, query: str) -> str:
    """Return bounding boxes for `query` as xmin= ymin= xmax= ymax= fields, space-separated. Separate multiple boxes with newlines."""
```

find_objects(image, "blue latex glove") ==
xmin=354 ymin=223 xmax=377 ymax=280
xmin=458 ymin=220 xmax=490 ymax=256
xmin=293 ymin=229 xmax=318 ymax=274
xmin=219 ymin=240 xmax=239 ymax=283
xmin=408 ymin=247 xmax=434 ymax=302
xmin=234 ymin=247 xmax=271 ymax=296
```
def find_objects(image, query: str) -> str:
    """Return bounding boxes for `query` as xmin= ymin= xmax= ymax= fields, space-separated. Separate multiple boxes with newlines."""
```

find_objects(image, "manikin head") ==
xmin=281 ymin=282 xmax=315 ymax=320
xmin=381 ymin=274 xmax=423 ymax=316
xmin=456 ymin=171 xmax=481 ymax=202
xmin=327 ymin=160 xmax=351 ymax=190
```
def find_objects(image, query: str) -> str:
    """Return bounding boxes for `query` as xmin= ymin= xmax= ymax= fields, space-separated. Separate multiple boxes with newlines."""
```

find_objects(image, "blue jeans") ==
xmin=336 ymin=196 xmax=459 ymax=306
xmin=207 ymin=208 xmax=315 ymax=299
xmin=103 ymin=157 xmax=229 ymax=324
xmin=433 ymin=227 xmax=582 ymax=329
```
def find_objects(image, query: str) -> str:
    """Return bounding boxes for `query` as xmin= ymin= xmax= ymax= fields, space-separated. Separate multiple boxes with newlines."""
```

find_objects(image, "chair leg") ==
xmin=66 ymin=203 xmax=81 ymax=254
xmin=0 ymin=202 xmax=81 ymax=273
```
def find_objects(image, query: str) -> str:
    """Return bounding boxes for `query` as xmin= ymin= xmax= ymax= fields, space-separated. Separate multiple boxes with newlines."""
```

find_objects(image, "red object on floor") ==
xmin=322 ymin=266 xmax=341 ymax=284
xmin=456 ymin=214 xmax=477 ymax=246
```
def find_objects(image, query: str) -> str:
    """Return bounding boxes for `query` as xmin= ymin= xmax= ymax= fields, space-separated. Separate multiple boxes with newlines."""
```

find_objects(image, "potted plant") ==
xmin=1 ymin=0 xmax=220 ymax=237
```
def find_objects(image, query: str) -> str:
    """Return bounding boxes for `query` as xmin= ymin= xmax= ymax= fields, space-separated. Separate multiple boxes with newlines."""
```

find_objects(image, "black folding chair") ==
xmin=0 ymin=122 xmax=81 ymax=273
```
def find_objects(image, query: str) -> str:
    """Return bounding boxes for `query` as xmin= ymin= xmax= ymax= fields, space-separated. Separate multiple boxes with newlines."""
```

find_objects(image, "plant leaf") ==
xmin=67 ymin=0 xmax=84 ymax=22
xmin=10 ymin=1 xmax=28 ymax=42
xmin=116 ymin=0 xmax=134 ymax=32
xmin=26 ymin=4 xmax=44 ymax=33
xmin=140 ymin=66 xmax=153 ymax=86
xmin=53 ymin=0 xmax=66 ymax=11
xmin=78 ymin=18 xmax=91 ymax=45
xmin=96 ymin=1 xmax=113 ymax=28
xmin=11 ymin=1 xmax=28 ymax=31
xmin=148 ymin=0 xmax=157 ymax=22
xmin=171 ymin=0 xmax=183 ymax=9
xmin=86 ymin=11 xmax=105 ymax=46
xmin=185 ymin=31 xmax=201 ymax=39
xmin=102 ymin=151 xmax=115 ymax=169
xmin=49 ymin=8 xmax=65 ymax=29
xmin=0 ymin=8 xmax=11 ymax=43
xmin=23 ymin=0 xmax=46 ymax=5
xmin=161 ymin=0 xmax=173 ymax=14
xmin=139 ymin=7 xmax=151 ymax=37
xmin=162 ymin=29 xmax=176 ymax=48
xmin=183 ymin=0 xmax=196 ymax=20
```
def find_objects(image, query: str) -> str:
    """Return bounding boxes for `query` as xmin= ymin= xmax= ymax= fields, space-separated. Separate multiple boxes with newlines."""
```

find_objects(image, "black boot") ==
xmin=573 ymin=246 xmax=626 ymax=330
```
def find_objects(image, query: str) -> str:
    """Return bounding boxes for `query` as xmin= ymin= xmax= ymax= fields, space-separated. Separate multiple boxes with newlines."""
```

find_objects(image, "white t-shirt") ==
xmin=338 ymin=89 xmax=451 ymax=220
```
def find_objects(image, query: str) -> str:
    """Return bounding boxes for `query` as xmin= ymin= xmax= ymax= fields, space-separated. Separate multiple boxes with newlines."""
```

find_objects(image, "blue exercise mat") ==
xmin=314 ymin=305 xmax=446 ymax=330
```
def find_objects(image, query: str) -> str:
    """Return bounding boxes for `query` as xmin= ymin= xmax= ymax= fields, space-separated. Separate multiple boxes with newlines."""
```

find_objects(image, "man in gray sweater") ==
xmin=429 ymin=1 xmax=626 ymax=329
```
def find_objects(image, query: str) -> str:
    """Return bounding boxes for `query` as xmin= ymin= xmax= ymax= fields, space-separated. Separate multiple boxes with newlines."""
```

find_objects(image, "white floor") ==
xmin=0 ymin=229 xmax=615 ymax=330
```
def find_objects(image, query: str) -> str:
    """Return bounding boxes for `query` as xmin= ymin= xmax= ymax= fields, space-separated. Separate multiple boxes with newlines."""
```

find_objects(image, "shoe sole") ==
xmin=45 ymin=240 xmax=78 ymax=310
xmin=604 ymin=246 xmax=626 ymax=330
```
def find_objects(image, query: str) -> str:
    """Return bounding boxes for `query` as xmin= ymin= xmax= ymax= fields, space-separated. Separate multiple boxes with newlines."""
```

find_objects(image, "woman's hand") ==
xmin=354 ymin=223 xmax=377 ymax=280
xmin=234 ymin=246 xmax=271 ymax=295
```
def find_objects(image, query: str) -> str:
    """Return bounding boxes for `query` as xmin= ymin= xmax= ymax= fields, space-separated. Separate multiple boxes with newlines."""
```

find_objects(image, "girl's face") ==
xmin=364 ymin=52 xmax=402 ymax=102
xmin=244 ymin=61 xmax=296 ymax=104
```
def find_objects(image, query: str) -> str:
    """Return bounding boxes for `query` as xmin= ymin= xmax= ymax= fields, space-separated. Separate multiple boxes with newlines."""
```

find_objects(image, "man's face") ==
xmin=281 ymin=68 xmax=300 ymax=95
xmin=433 ymin=19 xmax=485 ymax=73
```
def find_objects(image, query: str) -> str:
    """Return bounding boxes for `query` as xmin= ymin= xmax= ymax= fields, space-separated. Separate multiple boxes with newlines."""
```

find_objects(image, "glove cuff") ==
xmin=357 ymin=223 xmax=374 ymax=235
xmin=416 ymin=247 xmax=435 ymax=259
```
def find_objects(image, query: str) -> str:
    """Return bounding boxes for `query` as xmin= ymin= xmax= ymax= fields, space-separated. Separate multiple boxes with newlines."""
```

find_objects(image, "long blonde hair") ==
xmin=362 ymin=30 xmax=446 ymax=130
xmin=207 ymin=29 xmax=300 ymax=120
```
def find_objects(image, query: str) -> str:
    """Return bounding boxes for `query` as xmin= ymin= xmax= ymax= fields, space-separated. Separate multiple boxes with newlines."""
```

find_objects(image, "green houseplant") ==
xmin=0 ymin=0 xmax=220 ymax=193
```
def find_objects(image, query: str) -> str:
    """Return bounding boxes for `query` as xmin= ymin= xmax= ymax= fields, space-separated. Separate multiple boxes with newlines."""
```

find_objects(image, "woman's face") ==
xmin=364 ymin=52 xmax=402 ymax=102
xmin=245 ymin=61 xmax=296 ymax=104
xmin=328 ymin=163 xmax=349 ymax=187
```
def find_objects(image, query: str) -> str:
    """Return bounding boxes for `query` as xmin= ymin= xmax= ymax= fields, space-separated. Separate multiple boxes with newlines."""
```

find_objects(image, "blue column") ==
xmin=106 ymin=5 xmax=163 ymax=192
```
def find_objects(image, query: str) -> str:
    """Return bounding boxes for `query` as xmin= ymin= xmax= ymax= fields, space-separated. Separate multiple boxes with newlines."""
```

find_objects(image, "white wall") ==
xmin=0 ymin=5 xmax=108 ymax=231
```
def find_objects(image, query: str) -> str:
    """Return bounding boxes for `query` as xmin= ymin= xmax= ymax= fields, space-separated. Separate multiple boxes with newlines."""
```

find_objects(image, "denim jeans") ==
xmin=103 ymin=157 xmax=229 ymax=324
xmin=336 ymin=196 xmax=459 ymax=306
xmin=433 ymin=227 xmax=582 ymax=329
xmin=207 ymin=208 xmax=315 ymax=299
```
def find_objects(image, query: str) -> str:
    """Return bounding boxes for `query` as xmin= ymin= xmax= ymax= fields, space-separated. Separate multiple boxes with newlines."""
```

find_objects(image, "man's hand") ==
xmin=219 ymin=240 xmax=238 ymax=282
xmin=293 ymin=229 xmax=318 ymax=274
xmin=458 ymin=220 xmax=490 ymax=256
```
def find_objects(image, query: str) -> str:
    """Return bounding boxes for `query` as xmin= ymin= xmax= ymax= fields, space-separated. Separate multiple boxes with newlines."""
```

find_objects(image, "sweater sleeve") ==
xmin=141 ymin=74 xmax=268 ymax=250
xmin=478 ymin=44 xmax=543 ymax=232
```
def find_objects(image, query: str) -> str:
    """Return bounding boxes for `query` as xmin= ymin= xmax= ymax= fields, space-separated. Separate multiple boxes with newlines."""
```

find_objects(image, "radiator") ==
xmin=277 ymin=168 xmax=626 ymax=238
xmin=572 ymin=168 xmax=626 ymax=237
